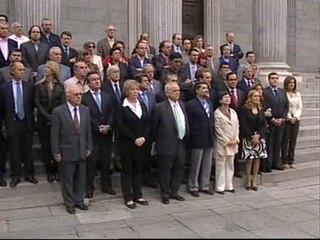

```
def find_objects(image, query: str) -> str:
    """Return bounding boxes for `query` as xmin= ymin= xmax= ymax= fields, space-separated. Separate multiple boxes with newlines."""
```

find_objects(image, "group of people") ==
xmin=0 ymin=15 xmax=303 ymax=214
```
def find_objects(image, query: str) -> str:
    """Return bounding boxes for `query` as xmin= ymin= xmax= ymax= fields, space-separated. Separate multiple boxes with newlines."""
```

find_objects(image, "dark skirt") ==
xmin=241 ymin=138 xmax=268 ymax=160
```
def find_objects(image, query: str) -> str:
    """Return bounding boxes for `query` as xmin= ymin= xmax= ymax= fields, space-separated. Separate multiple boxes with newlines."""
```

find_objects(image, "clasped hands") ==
xmin=134 ymin=137 xmax=146 ymax=147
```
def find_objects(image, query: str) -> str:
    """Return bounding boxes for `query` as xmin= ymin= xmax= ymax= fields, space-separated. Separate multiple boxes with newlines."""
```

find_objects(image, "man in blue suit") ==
xmin=129 ymin=41 xmax=151 ymax=79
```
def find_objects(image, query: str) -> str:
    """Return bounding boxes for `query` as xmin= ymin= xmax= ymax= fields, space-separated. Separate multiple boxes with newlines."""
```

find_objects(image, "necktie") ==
xmin=231 ymin=89 xmax=238 ymax=107
xmin=16 ymin=81 xmax=25 ymax=120
xmin=64 ymin=47 xmax=69 ymax=56
xmin=247 ymin=80 xmax=252 ymax=87
xmin=141 ymin=92 xmax=149 ymax=112
xmin=114 ymin=83 xmax=121 ymax=103
xmin=273 ymin=89 xmax=278 ymax=96
xmin=202 ymin=100 xmax=210 ymax=118
xmin=93 ymin=92 xmax=102 ymax=112
xmin=73 ymin=107 xmax=80 ymax=132
xmin=172 ymin=103 xmax=186 ymax=140
xmin=191 ymin=65 xmax=196 ymax=81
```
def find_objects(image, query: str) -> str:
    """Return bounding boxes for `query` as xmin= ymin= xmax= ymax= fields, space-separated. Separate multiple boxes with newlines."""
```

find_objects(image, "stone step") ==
xmin=301 ymin=93 xmax=320 ymax=101
xmin=298 ymin=125 xmax=319 ymax=138
xmin=302 ymin=100 xmax=319 ymax=108
xmin=301 ymin=108 xmax=319 ymax=117
xmin=296 ymin=135 xmax=320 ymax=150
xmin=295 ymin=147 xmax=320 ymax=163
xmin=260 ymin=160 xmax=319 ymax=185
xmin=300 ymin=116 xmax=320 ymax=127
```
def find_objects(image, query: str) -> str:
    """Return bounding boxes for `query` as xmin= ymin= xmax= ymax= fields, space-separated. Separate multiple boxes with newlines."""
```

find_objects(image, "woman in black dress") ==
xmin=241 ymin=89 xmax=268 ymax=191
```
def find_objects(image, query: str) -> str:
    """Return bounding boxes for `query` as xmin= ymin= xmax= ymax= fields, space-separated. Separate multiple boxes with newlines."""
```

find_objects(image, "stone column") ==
xmin=142 ymin=0 xmax=182 ymax=49
xmin=9 ymin=0 xmax=61 ymax=33
xmin=128 ymin=0 xmax=143 ymax=56
xmin=253 ymin=0 xmax=292 ymax=83
xmin=204 ymin=0 xmax=223 ymax=56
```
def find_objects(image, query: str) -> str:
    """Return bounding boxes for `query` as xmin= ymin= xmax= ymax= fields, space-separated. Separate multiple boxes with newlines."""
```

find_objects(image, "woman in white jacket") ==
xmin=214 ymin=92 xmax=240 ymax=194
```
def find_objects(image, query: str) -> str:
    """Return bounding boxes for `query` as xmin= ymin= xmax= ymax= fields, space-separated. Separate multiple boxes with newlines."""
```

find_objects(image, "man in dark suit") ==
xmin=20 ymin=25 xmax=50 ymax=75
xmin=82 ymin=71 xmax=116 ymax=198
xmin=0 ymin=48 xmax=33 ymax=84
xmin=0 ymin=62 xmax=38 ymax=187
xmin=153 ymin=40 xmax=172 ymax=80
xmin=60 ymin=31 xmax=78 ymax=75
xmin=220 ymin=32 xmax=244 ymax=65
xmin=171 ymin=33 xmax=183 ymax=54
xmin=40 ymin=18 xmax=62 ymax=47
xmin=129 ymin=41 xmax=151 ymax=79
xmin=51 ymin=85 xmax=92 ymax=214
xmin=0 ymin=22 xmax=18 ymax=69
xmin=263 ymin=72 xmax=289 ymax=172
xmin=140 ymin=33 xmax=156 ymax=56
xmin=0 ymin=103 xmax=6 ymax=186
xmin=237 ymin=65 xmax=261 ymax=97
xmin=186 ymin=82 xmax=215 ymax=197
xmin=218 ymin=44 xmax=239 ymax=73
xmin=152 ymin=82 xmax=189 ymax=204
xmin=142 ymin=64 xmax=162 ymax=94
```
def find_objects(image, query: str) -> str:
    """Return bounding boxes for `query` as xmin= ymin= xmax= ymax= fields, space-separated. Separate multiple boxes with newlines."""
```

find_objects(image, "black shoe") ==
xmin=47 ymin=173 xmax=54 ymax=183
xmin=25 ymin=176 xmax=38 ymax=184
xmin=54 ymin=173 xmax=60 ymax=182
xmin=75 ymin=202 xmax=88 ymax=210
xmin=86 ymin=191 xmax=93 ymax=198
xmin=125 ymin=201 xmax=136 ymax=209
xmin=265 ymin=168 xmax=272 ymax=173
xmin=66 ymin=206 xmax=76 ymax=214
xmin=10 ymin=177 xmax=20 ymax=188
xmin=234 ymin=172 xmax=242 ymax=178
xmin=273 ymin=166 xmax=284 ymax=171
xmin=0 ymin=178 xmax=7 ymax=187
xmin=170 ymin=194 xmax=185 ymax=201
xmin=102 ymin=188 xmax=116 ymax=195
xmin=162 ymin=197 xmax=169 ymax=204
xmin=225 ymin=189 xmax=236 ymax=193
xmin=200 ymin=189 xmax=214 ymax=195
xmin=189 ymin=190 xmax=200 ymax=197
xmin=215 ymin=190 xmax=225 ymax=195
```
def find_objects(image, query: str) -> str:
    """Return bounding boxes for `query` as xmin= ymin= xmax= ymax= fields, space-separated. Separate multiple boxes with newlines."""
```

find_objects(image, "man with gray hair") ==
xmin=36 ymin=46 xmax=71 ymax=82
xmin=142 ymin=64 xmax=162 ymax=94
xmin=40 ymin=18 xmax=62 ymax=47
xmin=51 ymin=85 xmax=92 ymax=214
xmin=97 ymin=25 xmax=119 ymax=60
xmin=102 ymin=65 xmax=123 ymax=105
xmin=64 ymin=61 xmax=89 ymax=93
xmin=8 ymin=22 xmax=29 ymax=48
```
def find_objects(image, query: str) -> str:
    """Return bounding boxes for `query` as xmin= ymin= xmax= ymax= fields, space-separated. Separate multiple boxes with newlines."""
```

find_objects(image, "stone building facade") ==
xmin=1 ymin=0 xmax=319 ymax=75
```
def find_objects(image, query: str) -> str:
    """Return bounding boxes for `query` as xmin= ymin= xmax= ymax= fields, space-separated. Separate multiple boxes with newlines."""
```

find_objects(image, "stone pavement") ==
xmin=0 ymin=174 xmax=319 ymax=239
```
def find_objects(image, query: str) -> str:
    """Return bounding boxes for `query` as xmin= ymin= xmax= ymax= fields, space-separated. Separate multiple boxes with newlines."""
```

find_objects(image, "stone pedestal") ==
xmin=253 ymin=0 xmax=292 ymax=85
xmin=9 ymin=0 xmax=61 ymax=33
xmin=142 ymin=0 xmax=182 ymax=48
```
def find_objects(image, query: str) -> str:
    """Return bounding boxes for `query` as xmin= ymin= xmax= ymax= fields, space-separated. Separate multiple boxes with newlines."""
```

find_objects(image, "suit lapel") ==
xmin=164 ymin=100 xmax=177 ymax=130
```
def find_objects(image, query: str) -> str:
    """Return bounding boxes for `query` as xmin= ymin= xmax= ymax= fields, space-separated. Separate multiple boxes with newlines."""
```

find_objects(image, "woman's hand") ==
xmin=134 ymin=137 xmax=146 ymax=147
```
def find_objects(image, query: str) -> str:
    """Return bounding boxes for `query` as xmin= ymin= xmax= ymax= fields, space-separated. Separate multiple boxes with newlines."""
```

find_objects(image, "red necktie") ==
xmin=231 ymin=89 xmax=238 ymax=107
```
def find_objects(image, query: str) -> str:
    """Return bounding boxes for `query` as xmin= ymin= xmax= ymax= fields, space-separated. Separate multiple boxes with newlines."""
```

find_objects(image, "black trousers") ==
xmin=266 ymin=124 xmax=285 ymax=170
xmin=0 ymin=131 xmax=6 ymax=178
xmin=7 ymin=120 xmax=34 ymax=178
xmin=38 ymin=121 xmax=57 ymax=175
xmin=120 ymin=145 xmax=144 ymax=202
xmin=158 ymin=140 xmax=186 ymax=199
xmin=59 ymin=159 xmax=86 ymax=208
xmin=282 ymin=121 xmax=300 ymax=164
xmin=86 ymin=135 xmax=112 ymax=193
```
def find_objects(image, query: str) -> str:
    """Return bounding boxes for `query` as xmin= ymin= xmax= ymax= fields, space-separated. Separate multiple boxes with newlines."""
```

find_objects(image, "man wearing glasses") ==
xmin=97 ymin=25 xmax=119 ymax=60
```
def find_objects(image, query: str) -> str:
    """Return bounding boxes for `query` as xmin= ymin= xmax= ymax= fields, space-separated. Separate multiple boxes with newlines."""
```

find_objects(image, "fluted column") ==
xmin=253 ymin=0 xmax=291 ymax=82
xmin=204 ymin=0 xmax=223 ymax=55
xmin=142 ymin=0 xmax=182 ymax=48
xmin=128 ymin=0 xmax=143 ymax=56
xmin=9 ymin=0 xmax=61 ymax=33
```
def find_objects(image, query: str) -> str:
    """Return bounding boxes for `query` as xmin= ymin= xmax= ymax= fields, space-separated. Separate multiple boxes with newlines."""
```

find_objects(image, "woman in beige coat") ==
xmin=214 ymin=92 xmax=240 ymax=194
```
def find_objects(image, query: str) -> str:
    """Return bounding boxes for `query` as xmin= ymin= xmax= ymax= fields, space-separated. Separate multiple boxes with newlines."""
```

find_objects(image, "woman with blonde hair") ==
xmin=34 ymin=61 xmax=65 ymax=182
xmin=116 ymin=80 xmax=151 ymax=209
xmin=240 ymin=90 xmax=268 ymax=191
xmin=282 ymin=76 xmax=302 ymax=169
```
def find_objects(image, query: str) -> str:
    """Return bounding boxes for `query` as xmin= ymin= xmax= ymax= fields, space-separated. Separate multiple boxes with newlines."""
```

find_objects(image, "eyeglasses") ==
xmin=73 ymin=93 xmax=82 ymax=96
xmin=108 ymin=29 xmax=116 ymax=31
xmin=88 ymin=45 xmax=95 ymax=48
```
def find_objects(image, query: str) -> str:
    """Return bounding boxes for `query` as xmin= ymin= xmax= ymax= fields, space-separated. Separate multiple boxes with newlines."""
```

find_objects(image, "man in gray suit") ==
xmin=51 ymin=86 xmax=92 ymax=214
xmin=96 ymin=25 xmax=118 ymax=60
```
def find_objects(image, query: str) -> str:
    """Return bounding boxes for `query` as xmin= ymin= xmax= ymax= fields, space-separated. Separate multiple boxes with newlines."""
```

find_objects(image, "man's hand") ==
xmin=54 ymin=154 xmax=62 ymax=163
xmin=134 ymin=137 xmax=146 ymax=147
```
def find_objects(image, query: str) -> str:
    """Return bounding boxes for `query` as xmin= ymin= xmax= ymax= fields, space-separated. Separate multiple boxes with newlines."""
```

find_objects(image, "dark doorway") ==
xmin=182 ymin=0 xmax=204 ymax=40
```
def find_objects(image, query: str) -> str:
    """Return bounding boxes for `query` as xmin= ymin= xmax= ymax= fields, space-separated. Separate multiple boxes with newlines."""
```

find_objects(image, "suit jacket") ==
xmin=138 ymin=90 xmax=156 ymax=114
xmin=82 ymin=90 xmax=115 ymax=138
xmin=0 ymin=65 xmax=33 ymax=84
xmin=240 ymin=107 xmax=267 ymax=140
xmin=0 ymin=39 xmax=18 ymax=68
xmin=149 ymin=79 xmax=162 ymax=94
xmin=214 ymin=107 xmax=239 ymax=157
xmin=20 ymin=41 xmax=50 ymax=71
xmin=101 ymin=80 xmax=124 ymax=106
xmin=0 ymin=80 xmax=34 ymax=135
xmin=218 ymin=86 xmax=246 ymax=114
xmin=219 ymin=43 xmax=244 ymax=61
xmin=51 ymin=103 xmax=92 ymax=162
xmin=152 ymin=100 xmax=189 ymax=157
xmin=40 ymin=33 xmax=62 ymax=48
xmin=60 ymin=46 xmax=78 ymax=70
xmin=186 ymin=98 xmax=214 ymax=148
xmin=218 ymin=56 xmax=239 ymax=73
xmin=153 ymin=54 xmax=169 ymax=80
xmin=149 ymin=45 xmax=156 ymax=56
xmin=103 ymin=62 xmax=128 ymax=83
xmin=171 ymin=45 xmax=183 ymax=54
xmin=34 ymin=80 xmax=65 ymax=124
xmin=263 ymin=87 xmax=289 ymax=122
xmin=116 ymin=100 xmax=151 ymax=156
xmin=36 ymin=63 xmax=71 ymax=82
xmin=128 ymin=56 xmax=152 ymax=79
xmin=97 ymin=37 xmax=118 ymax=60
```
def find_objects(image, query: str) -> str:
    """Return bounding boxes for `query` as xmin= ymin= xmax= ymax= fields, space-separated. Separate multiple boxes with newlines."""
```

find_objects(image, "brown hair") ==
xmin=283 ymin=76 xmax=297 ymax=93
